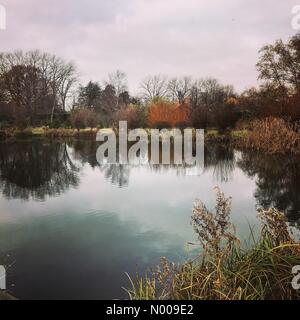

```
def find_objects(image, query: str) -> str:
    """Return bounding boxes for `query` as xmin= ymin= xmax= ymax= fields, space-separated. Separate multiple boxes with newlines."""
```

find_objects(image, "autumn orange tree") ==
xmin=147 ymin=99 xmax=190 ymax=128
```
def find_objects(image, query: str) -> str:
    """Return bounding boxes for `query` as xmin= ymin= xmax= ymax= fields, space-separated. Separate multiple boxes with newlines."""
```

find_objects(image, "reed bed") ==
xmin=238 ymin=117 xmax=300 ymax=155
xmin=126 ymin=188 xmax=300 ymax=300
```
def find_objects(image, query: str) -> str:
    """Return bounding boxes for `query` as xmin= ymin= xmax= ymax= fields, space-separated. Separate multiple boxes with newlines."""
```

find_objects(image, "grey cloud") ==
xmin=0 ymin=0 xmax=298 ymax=93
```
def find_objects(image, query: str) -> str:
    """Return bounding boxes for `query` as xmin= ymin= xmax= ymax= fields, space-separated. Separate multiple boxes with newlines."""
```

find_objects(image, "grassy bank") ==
xmin=0 ymin=127 xmax=99 ymax=139
xmin=1 ymin=120 xmax=299 ymax=156
xmin=0 ymin=126 xmax=247 ymax=140
xmin=126 ymin=189 xmax=300 ymax=300
xmin=205 ymin=129 xmax=248 ymax=143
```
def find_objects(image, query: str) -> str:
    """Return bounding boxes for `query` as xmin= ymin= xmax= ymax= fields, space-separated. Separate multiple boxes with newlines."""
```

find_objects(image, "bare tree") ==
xmin=140 ymin=75 xmax=169 ymax=101
xmin=0 ymin=50 xmax=78 ymax=125
xmin=168 ymin=76 xmax=192 ymax=103
xmin=45 ymin=54 xmax=77 ymax=123
xmin=106 ymin=70 xmax=128 ymax=109
xmin=58 ymin=63 xmax=78 ymax=112
xmin=107 ymin=70 xmax=128 ymax=97
xmin=190 ymin=78 xmax=234 ymax=110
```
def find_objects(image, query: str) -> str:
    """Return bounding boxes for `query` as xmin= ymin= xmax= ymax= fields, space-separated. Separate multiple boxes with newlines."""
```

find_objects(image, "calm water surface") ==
xmin=0 ymin=139 xmax=299 ymax=299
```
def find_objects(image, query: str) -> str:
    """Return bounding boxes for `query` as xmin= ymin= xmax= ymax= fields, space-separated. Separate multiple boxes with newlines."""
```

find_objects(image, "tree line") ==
xmin=1 ymin=33 xmax=300 ymax=131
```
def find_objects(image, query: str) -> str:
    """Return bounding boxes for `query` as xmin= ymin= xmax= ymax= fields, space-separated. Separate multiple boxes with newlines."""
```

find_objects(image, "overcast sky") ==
xmin=0 ymin=0 xmax=298 ymax=94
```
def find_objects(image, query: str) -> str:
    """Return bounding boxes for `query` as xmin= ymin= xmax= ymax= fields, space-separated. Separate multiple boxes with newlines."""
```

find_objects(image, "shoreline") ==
xmin=0 ymin=125 xmax=299 ymax=156
xmin=0 ymin=126 xmax=247 ymax=141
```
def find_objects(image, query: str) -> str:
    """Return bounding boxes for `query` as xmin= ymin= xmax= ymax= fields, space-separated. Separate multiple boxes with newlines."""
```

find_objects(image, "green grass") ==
xmin=0 ymin=127 xmax=100 ymax=139
xmin=231 ymin=130 xmax=248 ymax=139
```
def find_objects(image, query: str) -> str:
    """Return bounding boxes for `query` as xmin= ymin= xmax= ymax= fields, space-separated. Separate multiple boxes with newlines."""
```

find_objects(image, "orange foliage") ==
xmin=148 ymin=100 xmax=190 ymax=128
xmin=226 ymin=97 xmax=239 ymax=106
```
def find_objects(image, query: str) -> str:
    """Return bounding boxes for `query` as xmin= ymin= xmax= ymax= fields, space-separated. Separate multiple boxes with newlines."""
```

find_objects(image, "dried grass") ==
xmin=126 ymin=188 xmax=300 ymax=300
xmin=239 ymin=117 xmax=300 ymax=154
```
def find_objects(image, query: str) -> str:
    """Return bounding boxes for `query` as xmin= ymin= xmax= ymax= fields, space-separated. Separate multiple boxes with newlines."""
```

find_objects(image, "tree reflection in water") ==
xmin=0 ymin=140 xmax=80 ymax=200
xmin=1 ymin=139 xmax=299 ymax=227
xmin=238 ymin=151 xmax=300 ymax=227
xmin=204 ymin=144 xmax=236 ymax=182
xmin=70 ymin=140 xmax=131 ymax=187
xmin=0 ymin=140 xmax=237 ymax=194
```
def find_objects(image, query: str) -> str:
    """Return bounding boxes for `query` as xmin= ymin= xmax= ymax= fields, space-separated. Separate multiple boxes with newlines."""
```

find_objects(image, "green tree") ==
xmin=78 ymin=81 xmax=102 ymax=108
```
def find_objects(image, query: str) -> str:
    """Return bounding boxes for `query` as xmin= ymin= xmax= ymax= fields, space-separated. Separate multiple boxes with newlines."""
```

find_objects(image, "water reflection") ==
xmin=0 ymin=139 xmax=299 ymax=224
xmin=0 ymin=140 xmax=80 ymax=200
xmin=70 ymin=141 xmax=236 ymax=187
xmin=0 ymin=139 xmax=300 ymax=299
xmin=238 ymin=151 xmax=300 ymax=226
xmin=204 ymin=144 xmax=236 ymax=182
xmin=0 ymin=210 xmax=185 ymax=300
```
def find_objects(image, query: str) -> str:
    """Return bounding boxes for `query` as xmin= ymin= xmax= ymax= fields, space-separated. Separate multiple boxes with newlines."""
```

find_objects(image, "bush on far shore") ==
xmin=239 ymin=117 xmax=300 ymax=155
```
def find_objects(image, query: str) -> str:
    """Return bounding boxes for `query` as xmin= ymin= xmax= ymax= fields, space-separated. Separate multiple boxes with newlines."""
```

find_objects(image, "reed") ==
xmin=238 ymin=117 xmax=300 ymax=155
xmin=126 ymin=188 xmax=300 ymax=300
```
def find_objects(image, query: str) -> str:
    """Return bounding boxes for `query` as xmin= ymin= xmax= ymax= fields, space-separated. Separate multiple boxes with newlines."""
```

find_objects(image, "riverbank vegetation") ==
xmin=126 ymin=189 xmax=300 ymax=300
xmin=238 ymin=117 xmax=300 ymax=155
xmin=1 ymin=34 xmax=300 ymax=155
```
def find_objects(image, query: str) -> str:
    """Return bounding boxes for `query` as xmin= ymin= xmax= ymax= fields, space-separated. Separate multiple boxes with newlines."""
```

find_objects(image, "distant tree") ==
xmin=189 ymin=105 xmax=211 ymax=129
xmin=58 ymin=63 xmax=78 ymax=112
xmin=148 ymin=99 xmax=189 ymax=128
xmin=77 ymin=80 xmax=133 ymax=127
xmin=97 ymin=84 xmax=118 ymax=125
xmin=257 ymin=33 xmax=300 ymax=94
xmin=140 ymin=75 xmax=169 ymax=101
xmin=192 ymin=78 xmax=234 ymax=110
xmin=213 ymin=98 xmax=240 ymax=132
xmin=0 ymin=50 xmax=77 ymax=126
xmin=78 ymin=81 xmax=102 ymax=108
xmin=106 ymin=70 xmax=128 ymax=97
xmin=188 ymin=78 xmax=235 ymax=128
xmin=118 ymin=91 xmax=131 ymax=107
xmin=115 ymin=104 xmax=142 ymax=129
xmin=168 ymin=77 xmax=192 ymax=103
xmin=1 ymin=64 xmax=49 ymax=125
xmin=105 ymin=70 xmax=128 ymax=109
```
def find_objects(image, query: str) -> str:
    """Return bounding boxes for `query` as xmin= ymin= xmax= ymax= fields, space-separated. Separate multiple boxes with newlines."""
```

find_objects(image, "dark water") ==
xmin=0 ymin=139 xmax=299 ymax=300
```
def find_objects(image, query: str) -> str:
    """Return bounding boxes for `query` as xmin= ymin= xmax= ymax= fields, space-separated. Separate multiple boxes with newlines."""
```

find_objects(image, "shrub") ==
xmin=70 ymin=108 xmax=99 ymax=130
xmin=239 ymin=117 xmax=300 ymax=154
xmin=115 ymin=104 xmax=143 ymax=129
xmin=85 ymin=109 xmax=99 ymax=128
xmin=70 ymin=109 xmax=87 ymax=130
xmin=189 ymin=106 xmax=211 ymax=129
xmin=213 ymin=104 xmax=240 ymax=132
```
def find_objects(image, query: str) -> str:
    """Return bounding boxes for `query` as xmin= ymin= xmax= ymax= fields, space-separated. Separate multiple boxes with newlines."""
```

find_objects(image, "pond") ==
xmin=0 ymin=139 xmax=299 ymax=300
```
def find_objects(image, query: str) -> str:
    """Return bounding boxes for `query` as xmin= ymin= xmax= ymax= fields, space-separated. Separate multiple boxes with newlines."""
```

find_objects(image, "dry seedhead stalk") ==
xmin=151 ymin=257 xmax=178 ymax=300
xmin=191 ymin=187 xmax=239 ymax=256
xmin=127 ymin=189 xmax=300 ymax=300
xmin=258 ymin=208 xmax=293 ymax=246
